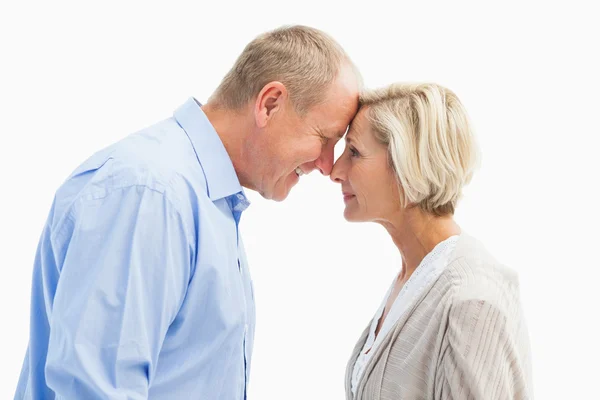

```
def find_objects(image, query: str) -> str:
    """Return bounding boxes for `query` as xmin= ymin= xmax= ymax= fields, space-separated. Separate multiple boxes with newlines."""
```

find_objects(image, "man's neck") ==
xmin=201 ymin=103 xmax=254 ymax=190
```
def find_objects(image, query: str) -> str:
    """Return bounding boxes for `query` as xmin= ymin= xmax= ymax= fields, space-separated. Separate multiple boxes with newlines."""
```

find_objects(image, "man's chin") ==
xmin=259 ymin=186 xmax=290 ymax=202
xmin=264 ymin=177 xmax=296 ymax=202
xmin=270 ymin=189 xmax=291 ymax=202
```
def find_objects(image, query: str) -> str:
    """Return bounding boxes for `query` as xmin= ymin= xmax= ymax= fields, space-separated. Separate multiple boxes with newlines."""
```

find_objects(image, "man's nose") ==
xmin=315 ymin=148 xmax=334 ymax=176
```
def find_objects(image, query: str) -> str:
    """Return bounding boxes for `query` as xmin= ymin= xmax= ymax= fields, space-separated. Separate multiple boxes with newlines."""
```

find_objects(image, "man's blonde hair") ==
xmin=361 ymin=83 xmax=480 ymax=216
xmin=210 ymin=25 xmax=355 ymax=114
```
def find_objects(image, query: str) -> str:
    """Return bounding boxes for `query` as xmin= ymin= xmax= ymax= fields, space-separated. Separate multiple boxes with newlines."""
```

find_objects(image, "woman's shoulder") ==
xmin=438 ymin=233 xmax=523 ymax=313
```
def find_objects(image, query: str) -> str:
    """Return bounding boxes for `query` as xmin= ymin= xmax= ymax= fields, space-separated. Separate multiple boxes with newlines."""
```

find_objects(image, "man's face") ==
xmin=255 ymin=64 xmax=360 ymax=201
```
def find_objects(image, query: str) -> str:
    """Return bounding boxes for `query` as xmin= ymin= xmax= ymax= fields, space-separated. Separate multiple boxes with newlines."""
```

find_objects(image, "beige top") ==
xmin=345 ymin=233 xmax=533 ymax=400
xmin=351 ymin=235 xmax=460 ymax=396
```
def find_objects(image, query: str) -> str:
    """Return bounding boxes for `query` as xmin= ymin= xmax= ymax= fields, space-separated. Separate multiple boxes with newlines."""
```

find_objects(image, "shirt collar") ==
xmin=174 ymin=97 xmax=246 ymax=202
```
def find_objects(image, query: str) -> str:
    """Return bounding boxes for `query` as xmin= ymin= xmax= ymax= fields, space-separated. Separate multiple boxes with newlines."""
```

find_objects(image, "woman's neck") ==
xmin=381 ymin=209 xmax=461 ymax=283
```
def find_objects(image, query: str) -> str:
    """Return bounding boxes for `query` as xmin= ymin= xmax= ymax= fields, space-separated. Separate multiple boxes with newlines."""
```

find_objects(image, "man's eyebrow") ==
xmin=316 ymin=128 xmax=329 ymax=142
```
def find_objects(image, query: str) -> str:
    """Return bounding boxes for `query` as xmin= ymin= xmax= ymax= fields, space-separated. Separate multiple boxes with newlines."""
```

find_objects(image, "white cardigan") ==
xmin=351 ymin=235 xmax=460 ymax=396
xmin=345 ymin=233 xmax=533 ymax=399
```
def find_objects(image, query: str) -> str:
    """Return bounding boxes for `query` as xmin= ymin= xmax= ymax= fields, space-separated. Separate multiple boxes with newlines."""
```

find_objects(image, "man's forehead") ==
xmin=311 ymin=97 xmax=357 ymax=138
xmin=315 ymin=117 xmax=350 ymax=139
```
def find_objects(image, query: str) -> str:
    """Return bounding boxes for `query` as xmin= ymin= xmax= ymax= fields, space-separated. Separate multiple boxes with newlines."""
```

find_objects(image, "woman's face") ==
xmin=331 ymin=108 xmax=402 ymax=222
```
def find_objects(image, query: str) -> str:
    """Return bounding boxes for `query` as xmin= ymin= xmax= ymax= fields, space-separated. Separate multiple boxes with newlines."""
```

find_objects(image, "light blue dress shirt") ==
xmin=15 ymin=98 xmax=256 ymax=399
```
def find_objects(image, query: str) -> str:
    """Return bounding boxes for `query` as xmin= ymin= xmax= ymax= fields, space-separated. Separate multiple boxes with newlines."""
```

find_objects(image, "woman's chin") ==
xmin=343 ymin=207 xmax=362 ymax=222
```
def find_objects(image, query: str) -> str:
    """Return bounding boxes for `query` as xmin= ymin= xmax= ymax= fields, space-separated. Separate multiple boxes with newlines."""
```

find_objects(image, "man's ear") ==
xmin=254 ymin=81 xmax=287 ymax=128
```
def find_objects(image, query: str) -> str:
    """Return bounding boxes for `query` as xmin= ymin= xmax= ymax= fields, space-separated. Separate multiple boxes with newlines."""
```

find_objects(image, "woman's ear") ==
xmin=254 ymin=81 xmax=287 ymax=128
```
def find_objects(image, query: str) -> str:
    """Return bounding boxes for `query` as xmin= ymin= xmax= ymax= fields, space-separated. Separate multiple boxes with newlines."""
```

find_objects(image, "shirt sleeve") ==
xmin=44 ymin=184 xmax=193 ymax=399
xmin=435 ymin=298 xmax=531 ymax=400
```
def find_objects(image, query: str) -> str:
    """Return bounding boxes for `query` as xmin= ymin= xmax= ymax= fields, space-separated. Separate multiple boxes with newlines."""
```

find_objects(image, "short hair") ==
xmin=360 ymin=83 xmax=480 ymax=216
xmin=209 ymin=25 xmax=358 ymax=114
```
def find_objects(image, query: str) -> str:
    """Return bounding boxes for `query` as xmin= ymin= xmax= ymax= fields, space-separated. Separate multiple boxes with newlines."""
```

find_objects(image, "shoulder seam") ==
xmin=50 ymin=183 xmax=195 ymax=248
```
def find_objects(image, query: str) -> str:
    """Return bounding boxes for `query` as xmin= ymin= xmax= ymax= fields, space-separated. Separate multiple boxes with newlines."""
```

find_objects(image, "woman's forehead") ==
xmin=347 ymin=108 xmax=370 ymax=138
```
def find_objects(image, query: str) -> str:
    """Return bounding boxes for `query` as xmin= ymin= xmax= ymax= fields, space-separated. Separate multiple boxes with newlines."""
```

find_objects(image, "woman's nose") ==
xmin=330 ymin=159 xmax=345 ymax=183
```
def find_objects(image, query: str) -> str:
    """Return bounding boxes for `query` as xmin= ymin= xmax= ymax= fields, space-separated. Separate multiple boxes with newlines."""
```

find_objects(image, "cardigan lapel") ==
xmin=346 ymin=325 xmax=370 ymax=399
xmin=351 ymin=233 xmax=478 ymax=400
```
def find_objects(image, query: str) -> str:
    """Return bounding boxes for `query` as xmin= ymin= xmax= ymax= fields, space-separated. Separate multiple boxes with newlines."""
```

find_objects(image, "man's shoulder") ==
xmin=52 ymin=118 xmax=209 ymax=222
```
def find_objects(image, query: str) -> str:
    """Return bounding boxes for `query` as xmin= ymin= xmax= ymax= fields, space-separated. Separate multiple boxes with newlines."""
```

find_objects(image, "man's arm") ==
xmin=45 ymin=184 xmax=192 ymax=399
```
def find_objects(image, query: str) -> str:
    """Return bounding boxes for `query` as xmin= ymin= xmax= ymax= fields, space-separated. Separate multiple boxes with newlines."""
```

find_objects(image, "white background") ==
xmin=1 ymin=1 xmax=598 ymax=398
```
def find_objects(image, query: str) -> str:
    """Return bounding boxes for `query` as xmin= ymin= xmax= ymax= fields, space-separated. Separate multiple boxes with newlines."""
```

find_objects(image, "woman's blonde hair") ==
xmin=361 ymin=83 xmax=480 ymax=216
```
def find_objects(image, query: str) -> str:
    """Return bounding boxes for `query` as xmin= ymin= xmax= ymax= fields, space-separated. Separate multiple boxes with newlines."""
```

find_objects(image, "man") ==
xmin=15 ymin=25 xmax=360 ymax=399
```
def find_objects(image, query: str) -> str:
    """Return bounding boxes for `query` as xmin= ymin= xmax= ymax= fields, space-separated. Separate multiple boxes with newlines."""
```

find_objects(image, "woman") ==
xmin=331 ymin=83 xmax=532 ymax=400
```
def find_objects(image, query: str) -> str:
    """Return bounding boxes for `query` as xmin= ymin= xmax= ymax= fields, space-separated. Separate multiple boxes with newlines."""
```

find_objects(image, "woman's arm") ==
xmin=435 ymin=297 xmax=532 ymax=400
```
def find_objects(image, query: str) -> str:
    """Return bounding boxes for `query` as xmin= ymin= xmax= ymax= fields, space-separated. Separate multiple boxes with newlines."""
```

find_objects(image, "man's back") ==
xmin=16 ymin=99 xmax=255 ymax=399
